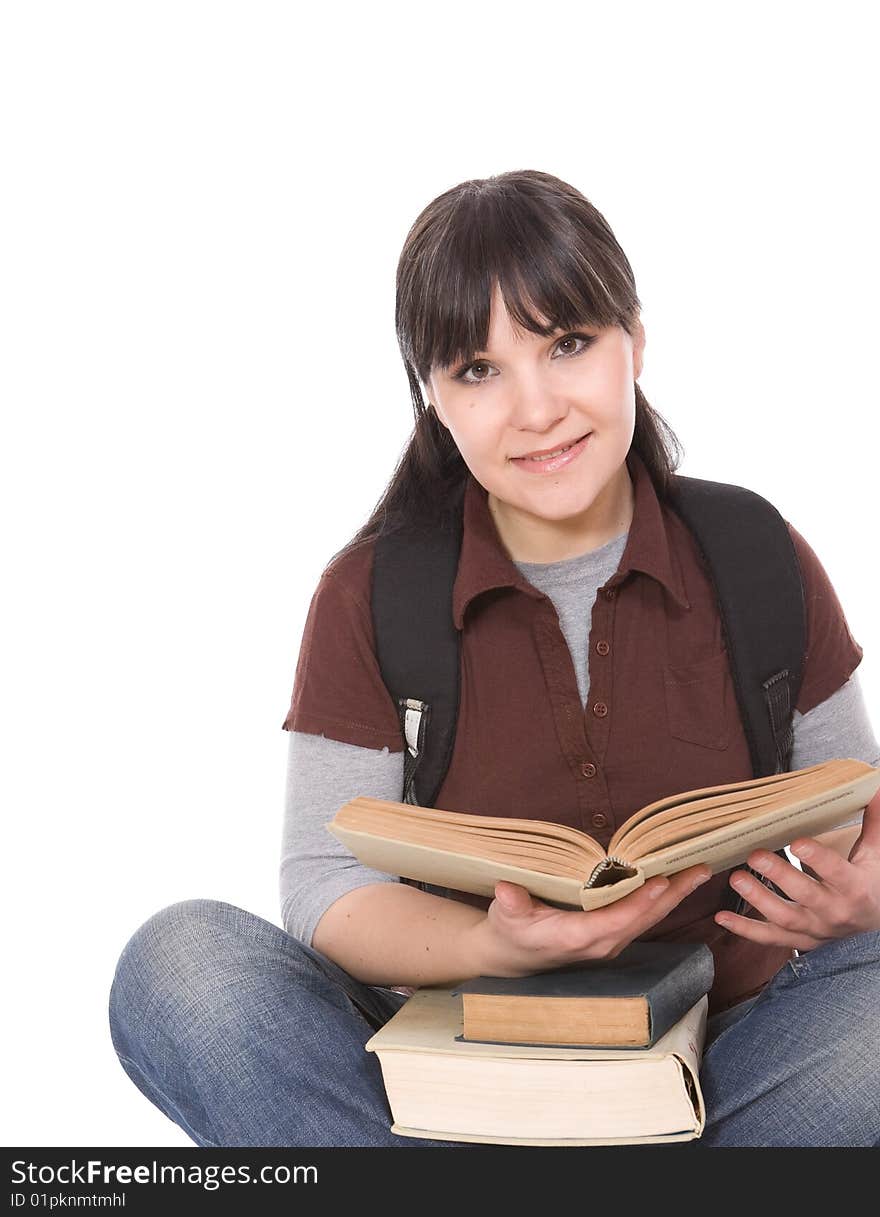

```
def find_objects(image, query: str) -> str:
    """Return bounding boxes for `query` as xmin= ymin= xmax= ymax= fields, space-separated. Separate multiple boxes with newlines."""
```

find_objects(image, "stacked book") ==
xmin=366 ymin=941 xmax=715 ymax=1146
xmin=352 ymin=760 xmax=880 ymax=1144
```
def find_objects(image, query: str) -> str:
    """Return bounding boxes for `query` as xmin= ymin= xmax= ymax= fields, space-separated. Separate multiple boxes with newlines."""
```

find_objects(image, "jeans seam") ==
xmin=115 ymin=1051 xmax=219 ymax=1149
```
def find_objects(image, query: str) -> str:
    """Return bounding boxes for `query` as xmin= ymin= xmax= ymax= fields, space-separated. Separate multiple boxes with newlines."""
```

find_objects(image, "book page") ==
xmin=328 ymin=825 xmax=595 ymax=906
xmin=615 ymin=761 xmax=876 ymax=862
xmin=634 ymin=765 xmax=880 ymax=878
xmin=608 ymin=763 xmax=831 ymax=853
xmin=338 ymin=797 xmax=606 ymax=865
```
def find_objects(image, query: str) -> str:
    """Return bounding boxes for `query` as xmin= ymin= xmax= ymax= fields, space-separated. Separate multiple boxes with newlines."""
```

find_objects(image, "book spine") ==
xmin=585 ymin=856 xmax=635 ymax=889
xmin=645 ymin=950 xmax=715 ymax=1046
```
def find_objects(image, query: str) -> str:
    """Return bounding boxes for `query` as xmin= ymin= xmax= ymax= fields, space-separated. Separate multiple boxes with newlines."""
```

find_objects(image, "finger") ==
xmin=611 ymin=865 xmax=712 ymax=933
xmin=785 ymin=839 xmax=862 ymax=893
xmin=558 ymin=867 xmax=711 ymax=957
xmin=713 ymin=908 xmax=832 ymax=951
xmin=493 ymin=881 xmax=534 ymax=914
xmin=744 ymin=850 xmax=829 ymax=907
xmin=727 ymin=868 xmax=824 ymax=937
xmin=849 ymin=787 xmax=880 ymax=858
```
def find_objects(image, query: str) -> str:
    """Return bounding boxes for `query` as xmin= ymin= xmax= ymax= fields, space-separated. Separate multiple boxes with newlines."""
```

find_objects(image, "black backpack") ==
xmin=370 ymin=471 xmax=807 ymax=918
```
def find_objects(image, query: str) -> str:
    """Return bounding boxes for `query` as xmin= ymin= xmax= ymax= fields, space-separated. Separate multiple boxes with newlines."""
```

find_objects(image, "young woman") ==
xmin=109 ymin=170 xmax=880 ymax=1148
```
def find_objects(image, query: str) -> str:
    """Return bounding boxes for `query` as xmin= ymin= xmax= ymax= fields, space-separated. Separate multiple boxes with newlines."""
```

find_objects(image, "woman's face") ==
xmin=425 ymin=283 xmax=646 ymax=561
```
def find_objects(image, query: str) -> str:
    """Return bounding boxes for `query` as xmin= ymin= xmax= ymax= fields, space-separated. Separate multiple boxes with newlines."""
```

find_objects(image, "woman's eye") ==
xmin=454 ymin=360 xmax=495 ymax=385
xmin=554 ymin=332 xmax=594 ymax=357
xmin=452 ymin=332 xmax=594 ymax=385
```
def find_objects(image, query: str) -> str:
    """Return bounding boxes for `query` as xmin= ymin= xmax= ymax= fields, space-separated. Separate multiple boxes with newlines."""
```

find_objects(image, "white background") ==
xmin=2 ymin=1 xmax=877 ymax=1147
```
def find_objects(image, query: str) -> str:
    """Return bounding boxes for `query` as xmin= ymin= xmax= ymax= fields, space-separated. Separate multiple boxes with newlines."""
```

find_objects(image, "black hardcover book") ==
xmin=450 ymin=940 xmax=715 ymax=1049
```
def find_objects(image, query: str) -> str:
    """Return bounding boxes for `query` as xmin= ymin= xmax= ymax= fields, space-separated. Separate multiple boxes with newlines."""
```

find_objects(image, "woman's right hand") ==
xmin=466 ymin=865 xmax=713 ymax=978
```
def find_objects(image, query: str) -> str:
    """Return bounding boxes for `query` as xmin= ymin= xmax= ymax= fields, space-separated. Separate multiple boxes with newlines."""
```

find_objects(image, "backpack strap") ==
xmin=667 ymin=475 xmax=806 ymax=778
xmin=667 ymin=475 xmax=807 ymax=913
xmin=371 ymin=515 xmax=464 ymax=809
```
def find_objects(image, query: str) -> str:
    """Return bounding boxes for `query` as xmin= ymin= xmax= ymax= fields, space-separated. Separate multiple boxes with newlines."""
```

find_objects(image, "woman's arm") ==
xmin=311 ymin=882 xmax=487 ymax=987
xmin=788 ymin=669 xmax=880 ymax=872
xmin=281 ymin=728 xmax=490 ymax=985
xmin=279 ymin=729 xmax=403 ymax=947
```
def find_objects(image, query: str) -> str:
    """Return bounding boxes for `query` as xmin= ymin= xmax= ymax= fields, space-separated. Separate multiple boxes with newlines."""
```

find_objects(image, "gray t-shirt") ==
xmin=280 ymin=532 xmax=879 ymax=946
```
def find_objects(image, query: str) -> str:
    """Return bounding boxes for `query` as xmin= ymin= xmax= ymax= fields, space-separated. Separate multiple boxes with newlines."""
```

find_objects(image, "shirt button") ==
xmin=581 ymin=762 xmax=597 ymax=778
xmin=604 ymin=587 xmax=616 ymax=600
xmin=591 ymin=812 xmax=608 ymax=829
xmin=596 ymin=640 xmax=610 ymax=656
xmin=593 ymin=702 xmax=608 ymax=717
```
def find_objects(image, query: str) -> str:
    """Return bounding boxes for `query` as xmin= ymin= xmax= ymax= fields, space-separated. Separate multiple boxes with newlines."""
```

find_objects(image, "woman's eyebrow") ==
xmin=462 ymin=325 xmax=587 ymax=360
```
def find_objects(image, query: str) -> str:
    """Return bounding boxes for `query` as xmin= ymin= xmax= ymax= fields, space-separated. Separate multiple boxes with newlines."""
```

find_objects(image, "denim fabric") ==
xmin=108 ymin=899 xmax=880 ymax=1148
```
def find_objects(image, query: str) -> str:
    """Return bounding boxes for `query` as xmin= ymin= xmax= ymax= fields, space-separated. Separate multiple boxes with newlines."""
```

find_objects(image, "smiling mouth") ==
xmin=511 ymin=432 xmax=592 ymax=461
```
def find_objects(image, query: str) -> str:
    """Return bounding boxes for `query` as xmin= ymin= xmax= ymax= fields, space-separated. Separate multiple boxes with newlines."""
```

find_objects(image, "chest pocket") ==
xmin=664 ymin=647 xmax=731 ymax=750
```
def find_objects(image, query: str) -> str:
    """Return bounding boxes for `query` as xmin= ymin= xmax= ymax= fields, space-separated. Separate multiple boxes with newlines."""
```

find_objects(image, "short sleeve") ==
xmin=280 ymin=561 xmax=405 ymax=752
xmin=786 ymin=521 xmax=864 ymax=715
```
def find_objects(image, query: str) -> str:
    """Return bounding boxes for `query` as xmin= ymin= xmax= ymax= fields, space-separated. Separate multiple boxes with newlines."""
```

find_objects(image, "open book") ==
xmin=327 ymin=758 xmax=880 ymax=912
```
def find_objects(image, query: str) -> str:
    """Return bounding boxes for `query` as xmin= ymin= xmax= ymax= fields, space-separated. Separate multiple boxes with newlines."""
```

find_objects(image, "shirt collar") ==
xmin=452 ymin=447 xmax=691 ymax=630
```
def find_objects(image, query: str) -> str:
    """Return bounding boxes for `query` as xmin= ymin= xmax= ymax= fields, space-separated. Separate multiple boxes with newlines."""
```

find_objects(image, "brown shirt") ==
xmin=282 ymin=449 xmax=864 ymax=1014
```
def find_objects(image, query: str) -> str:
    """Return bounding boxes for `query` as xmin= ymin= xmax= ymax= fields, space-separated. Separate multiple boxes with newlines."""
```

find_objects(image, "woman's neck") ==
xmin=487 ymin=462 xmax=635 ymax=564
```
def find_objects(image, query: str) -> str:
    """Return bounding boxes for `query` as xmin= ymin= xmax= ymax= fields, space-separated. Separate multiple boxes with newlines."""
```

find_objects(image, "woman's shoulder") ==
xmin=782 ymin=518 xmax=864 ymax=715
xmin=282 ymin=532 xmax=403 ymax=748
xmin=319 ymin=536 xmax=380 ymax=606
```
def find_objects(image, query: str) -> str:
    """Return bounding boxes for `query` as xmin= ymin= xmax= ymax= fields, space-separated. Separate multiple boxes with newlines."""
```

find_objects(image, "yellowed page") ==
xmin=327 ymin=824 xmax=598 ymax=905
xmin=607 ymin=761 xmax=833 ymax=852
xmin=345 ymin=797 xmax=604 ymax=854
xmin=331 ymin=816 xmax=589 ymax=875
xmin=620 ymin=785 xmax=785 ymax=851
xmin=388 ymin=1123 xmax=701 ymax=1146
xmin=630 ymin=763 xmax=880 ymax=879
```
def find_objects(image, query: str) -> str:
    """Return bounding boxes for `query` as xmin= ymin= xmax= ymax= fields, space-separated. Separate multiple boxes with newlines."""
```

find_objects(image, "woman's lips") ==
xmin=511 ymin=432 xmax=592 ymax=474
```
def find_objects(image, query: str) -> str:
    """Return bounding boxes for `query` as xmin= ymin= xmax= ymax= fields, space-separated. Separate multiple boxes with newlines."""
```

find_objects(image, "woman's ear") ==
xmin=632 ymin=317 xmax=646 ymax=381
xmin=430 ymin=401 xmax=448 ymax=430
xmin=424 ymin=376 xmax=449 ymax=431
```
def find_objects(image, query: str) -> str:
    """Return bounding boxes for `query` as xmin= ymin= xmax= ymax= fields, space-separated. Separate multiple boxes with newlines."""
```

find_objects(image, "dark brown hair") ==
xmin=331 ymin=169 xmax=684 ymax=562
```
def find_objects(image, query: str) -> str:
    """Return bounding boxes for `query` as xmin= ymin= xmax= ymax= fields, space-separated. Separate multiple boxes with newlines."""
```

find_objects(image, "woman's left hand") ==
xmin=713 ymin=786 xmax=880 ymax=950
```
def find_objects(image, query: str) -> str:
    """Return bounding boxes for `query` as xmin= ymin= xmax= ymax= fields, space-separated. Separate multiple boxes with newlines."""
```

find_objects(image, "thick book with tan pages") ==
xmin=328 ymin=758 xmax=879 ymax=912
xmin=364 ymin=985 xmax=708 ymax=1145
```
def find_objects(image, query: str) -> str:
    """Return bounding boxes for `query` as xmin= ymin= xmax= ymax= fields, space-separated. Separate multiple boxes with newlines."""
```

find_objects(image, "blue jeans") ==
xmin=107 ymin=899 xmax=880 ymax=1147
